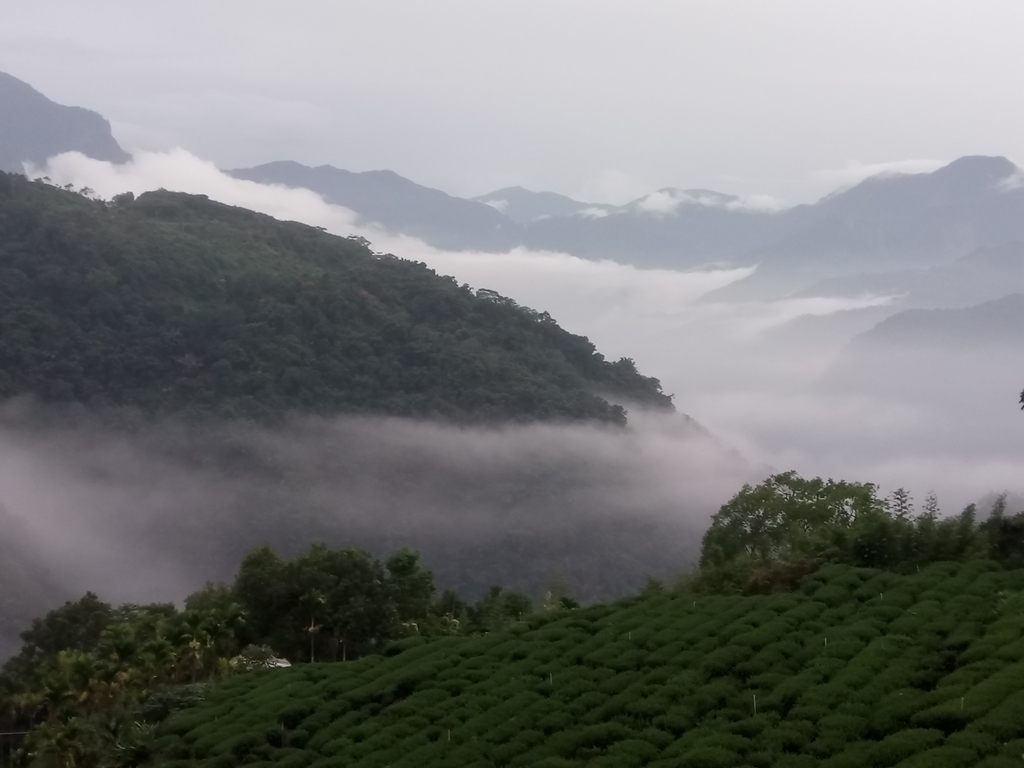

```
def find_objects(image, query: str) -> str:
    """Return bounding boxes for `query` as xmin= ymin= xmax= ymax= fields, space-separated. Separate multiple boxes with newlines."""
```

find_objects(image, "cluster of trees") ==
xmin=207 ymin=544 xmax=549 ymax=665
xmin=698 ymin=471 xmax=1023 ymax=592
xmin=0 ymin=173 xmax=671 ymax=424
xmin=0 ymin=543 xmax=567 ymax=767
xmin=149 ymin=560 xmax=1024 ymax=767
xmin=0 ymin=594 xmax=245 ymax=767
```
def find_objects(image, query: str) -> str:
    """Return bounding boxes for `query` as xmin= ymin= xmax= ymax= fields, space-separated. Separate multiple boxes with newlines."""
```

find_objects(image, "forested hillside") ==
xmin=0 ymin=172 xmax=670 ymax=423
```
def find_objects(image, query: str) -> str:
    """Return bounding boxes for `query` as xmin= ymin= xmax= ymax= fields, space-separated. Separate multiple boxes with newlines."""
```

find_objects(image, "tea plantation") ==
xmin=151 ymin=560 xmax=1024 ymax=767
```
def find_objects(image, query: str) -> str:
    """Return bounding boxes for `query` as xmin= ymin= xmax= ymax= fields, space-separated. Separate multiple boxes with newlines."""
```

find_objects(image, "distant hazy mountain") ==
xmin=523 ymin=188 xmax=795 ymax=268
xmin=818 ymin=294 xmax=1024 ymax=416
xmin=481 ymin=160 xmax=1024 ymax=284
xmin=229 ymin=161 xmax=522 ymax=251
xmin=709 ymin=156 xmax=1024 ymax=299
xmin=795 ymin=241 xmax=1024 ymax=310
xmin=471 ymin=186 xmax=597 ymax=224
xmin=0 ymin=71 xmax=129 ymax=173
xmin=845 ymin=293 xmax=1024 ymax=350
xmin=233 ymin=154 xmax=1024 ymax=298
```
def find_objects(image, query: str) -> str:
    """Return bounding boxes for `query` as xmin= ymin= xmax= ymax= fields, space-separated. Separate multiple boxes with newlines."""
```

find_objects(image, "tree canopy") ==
xmin=697 ymin=471 xmax=1022 ymax=592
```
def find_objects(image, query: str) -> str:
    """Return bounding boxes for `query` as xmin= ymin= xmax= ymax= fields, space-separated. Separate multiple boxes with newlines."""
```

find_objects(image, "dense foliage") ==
xmin=0 ymin=173 xmax=670 ymax=422
xmin=697 ymin=472 xmax=1001 ymax=593
xmin=149 ymin=560 xmax=1024 ymax=767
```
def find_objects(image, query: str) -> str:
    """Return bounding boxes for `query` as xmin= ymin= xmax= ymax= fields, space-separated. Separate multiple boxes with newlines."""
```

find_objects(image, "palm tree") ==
xmin=177 ymin=612 xmax=212 ymax=683
xmin=299 ymin=590 xmax=326 ymax=663
xmin=21 ymin=717 xmax=94 ymax=768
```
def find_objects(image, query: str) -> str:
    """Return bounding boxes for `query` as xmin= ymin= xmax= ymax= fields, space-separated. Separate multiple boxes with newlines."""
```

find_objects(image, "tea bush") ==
xmin=149 ymin=561 xmax=1024 ymax=766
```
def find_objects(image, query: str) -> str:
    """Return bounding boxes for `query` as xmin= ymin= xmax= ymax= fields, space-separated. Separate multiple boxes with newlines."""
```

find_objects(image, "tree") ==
xmin=922 ymin=492 xmax=940 ymax=519
xmin=469 ymin=587 xmax=533 ymax=632
xmin=700 ymin=471 xmax=885 ymax=572
xmin=299 ymin=590 xmax=325 ymax=664
xmin=231 ymin=546 xmax=288 ymax=650
xmin=888 ymin=488 xmax=914 ymax=520
xmin=385 ymin=548 xmax=435 ymax=625
xmin=5 ymin=594 xmax=112 ymax=672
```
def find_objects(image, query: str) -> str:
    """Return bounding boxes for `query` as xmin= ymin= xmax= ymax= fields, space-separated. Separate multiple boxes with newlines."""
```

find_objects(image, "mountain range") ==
xmin=232 ymin=155 xmax=1024 ymax=299
xmin=6 ymin=69 xmax=1024 ymax=302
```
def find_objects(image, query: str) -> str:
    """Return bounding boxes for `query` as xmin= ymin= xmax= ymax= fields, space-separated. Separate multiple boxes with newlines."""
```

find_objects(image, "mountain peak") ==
xmin=471 ymin=186 xmax=591 ymax=224
xmin=930 ymin=155 xmax=1019 ymax=185
xmin=0 ymin=70 xmax=130 ymax=172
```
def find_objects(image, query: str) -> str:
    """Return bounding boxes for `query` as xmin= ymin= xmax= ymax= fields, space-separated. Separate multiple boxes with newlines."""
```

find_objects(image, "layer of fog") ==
xmin=13 ymin=150 xmax=1024 ymax=616
xmin=0 ymin=404 xmax=749 ymax=606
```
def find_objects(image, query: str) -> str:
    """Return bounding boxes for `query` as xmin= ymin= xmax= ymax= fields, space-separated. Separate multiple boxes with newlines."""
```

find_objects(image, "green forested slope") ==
xmin=152 ymin=560 xmax=1024 ymax=768
xmin=0 ymin=173 xmax=670 ymax=422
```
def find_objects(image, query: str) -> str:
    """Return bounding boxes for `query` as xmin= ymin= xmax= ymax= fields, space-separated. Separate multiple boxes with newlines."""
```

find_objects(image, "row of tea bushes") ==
xmin=152 ymin=560 xmax=1024 ymax=767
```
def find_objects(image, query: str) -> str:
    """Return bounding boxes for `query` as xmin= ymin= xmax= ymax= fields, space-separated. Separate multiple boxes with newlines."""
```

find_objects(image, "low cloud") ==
xmin=480 ymin=198 xmax=509 ymax=212
xmin=634 ymin=189 xmax=693 ymax=215
xmin=28 ymin=148 xmax=362 ymax=233
xmin=0 ymin=404 xmax=752 ymax=614
xmin=727 ymin=193 xmax=784 ymax=212
xmin=632 ymin=188 xmax=783 ymax=216
xmin=998 ymin=170 xmax=1024 ymax=191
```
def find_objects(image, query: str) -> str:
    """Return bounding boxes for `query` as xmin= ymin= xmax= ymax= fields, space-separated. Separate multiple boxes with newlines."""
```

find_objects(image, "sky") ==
xmin=3 ymin=1 xmax=1024 ymax=204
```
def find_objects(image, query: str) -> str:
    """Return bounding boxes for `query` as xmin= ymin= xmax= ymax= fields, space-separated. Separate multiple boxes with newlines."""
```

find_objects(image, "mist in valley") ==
xmin=0 ymin=399 xmax=751 ymax=656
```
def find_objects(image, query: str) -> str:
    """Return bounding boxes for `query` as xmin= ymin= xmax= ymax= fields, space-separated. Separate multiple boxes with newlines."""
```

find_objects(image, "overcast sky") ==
xmin=3 ymin=1 xmax=1023 ymax=204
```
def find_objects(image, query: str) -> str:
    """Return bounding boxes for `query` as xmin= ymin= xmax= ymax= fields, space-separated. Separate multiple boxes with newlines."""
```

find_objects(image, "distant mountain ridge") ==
xmin=817 ymin=294 xmax=1024 ymax=424
xmin=471 ymin=186 xmax=596 ymax=224
xmin=842 ymin=293 xmax=1024 ymax=351
xmin=0 ymin=71 xmax=129 ymax=173
xmin=235 ymin=155 xmax=1024 ymax=299
xmin=709 ymin=156 xmax=1024 ymax=299
xmin=795 ymin=241 xmax=1024 ymax=310
xmin=7 ymin=71 xmax=1024 ymax=302
xmin=229 ymin=161 xmax=523 ymax=252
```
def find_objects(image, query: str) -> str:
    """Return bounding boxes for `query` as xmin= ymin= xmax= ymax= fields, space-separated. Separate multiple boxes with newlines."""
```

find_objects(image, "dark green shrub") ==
xmin=889 ymin=746 xmax=978 ymax=768
xmin=675 ymin=745 xmax=742 ymax=768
